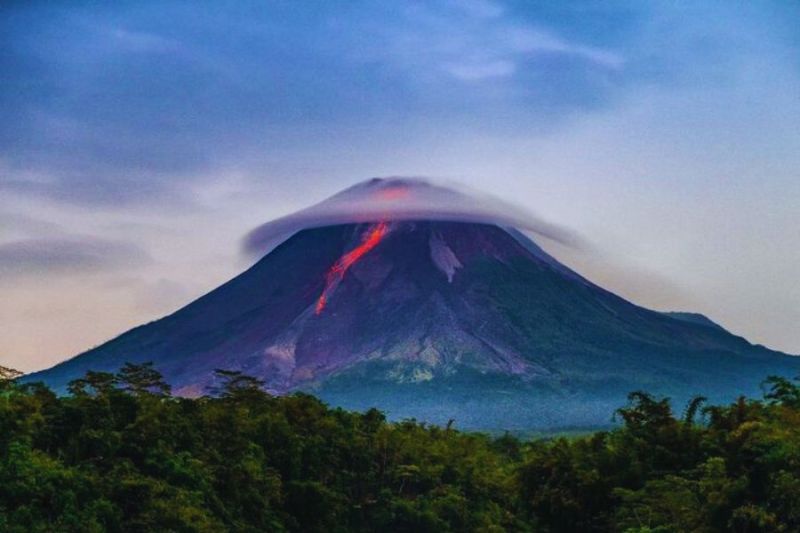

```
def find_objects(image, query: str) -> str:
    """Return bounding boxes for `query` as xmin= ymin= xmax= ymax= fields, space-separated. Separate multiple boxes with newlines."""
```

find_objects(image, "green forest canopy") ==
xmin=2 ymin=364 xmax=800 ymax=532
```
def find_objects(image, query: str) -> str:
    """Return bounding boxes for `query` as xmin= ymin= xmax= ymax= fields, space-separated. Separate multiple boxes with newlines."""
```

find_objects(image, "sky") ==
xmin=1 ymin=1 xmax=799 ymax=372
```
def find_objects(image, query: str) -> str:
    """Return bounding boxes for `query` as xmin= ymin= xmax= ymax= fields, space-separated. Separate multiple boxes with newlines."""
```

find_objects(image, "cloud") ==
xmin=0 ymin=236 xmax=150 ymax=277
xmin=340 ymin=1 xmax=623 ymax=87
xmin=502 ymin=26 xmax=624 ymax=69
xmin=445 ymin=59 xmax=516 ymax=81
xmin=131 ymin=277 xmax=194 ymax=314
xmin=0 ymin=0 xmax=631 ymax=207
xmin=243 ymin=177 xmax=584 ymax=256
xmin=104 ymin=27 xmax=181 ymax=54
xmin=0 ymin=212 xmax=61 ymax=239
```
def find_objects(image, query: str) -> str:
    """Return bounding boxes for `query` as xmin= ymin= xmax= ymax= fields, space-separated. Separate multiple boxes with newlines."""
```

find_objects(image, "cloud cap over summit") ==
xmin=244 ymin=177 xmax=581 ymax=256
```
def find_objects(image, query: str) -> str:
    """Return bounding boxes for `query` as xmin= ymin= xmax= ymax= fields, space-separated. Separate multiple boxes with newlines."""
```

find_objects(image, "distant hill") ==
xmin=661 ymin=311 xmax=727 ymax=332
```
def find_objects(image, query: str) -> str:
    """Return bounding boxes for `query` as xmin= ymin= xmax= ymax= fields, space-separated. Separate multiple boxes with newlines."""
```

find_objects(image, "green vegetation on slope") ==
xmin=2 ymin=364 xmax=800 ymax=532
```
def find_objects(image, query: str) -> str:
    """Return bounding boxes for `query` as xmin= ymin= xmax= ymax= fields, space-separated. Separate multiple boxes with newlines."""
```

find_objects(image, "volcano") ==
xmin=26 ymin=180 xmax=799 ymax=429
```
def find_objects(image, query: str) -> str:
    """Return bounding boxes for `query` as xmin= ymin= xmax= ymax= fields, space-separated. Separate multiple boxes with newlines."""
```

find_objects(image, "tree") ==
xmin=66 ymin=370 xmax=119 ymax=397
xmin=615 ymin=391 xmax=675 ymax=434
xmin=0 ymin=365 xmax=22 ymax=392
xmin=682 ymin=395 xmax=708 ymax=426
xmin=0 ymin=365 xmax=22 ymax=380
xmin=4 ymin=366 xmax=800 ymax=532
xmin=118 ymin=362 xmax=171 ymax=397
xmin=763 ymin=375 xmax=800 ymax=408
xmin=208 ymin=369 xmax=267 ymax=399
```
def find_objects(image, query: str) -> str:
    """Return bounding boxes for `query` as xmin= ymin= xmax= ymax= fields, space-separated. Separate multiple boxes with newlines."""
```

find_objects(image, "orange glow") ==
xmin=315 ymin=222 xmax=389 ymax=314
xmin=315 ymin=294 xmax=327 ymax=314
xmin=374 ymin=186 xmax=409 ymax=201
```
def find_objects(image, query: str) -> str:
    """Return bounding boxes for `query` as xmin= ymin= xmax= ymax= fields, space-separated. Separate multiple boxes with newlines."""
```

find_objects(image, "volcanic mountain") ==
xmin=26 ymin=181 xmax=799 ymax=429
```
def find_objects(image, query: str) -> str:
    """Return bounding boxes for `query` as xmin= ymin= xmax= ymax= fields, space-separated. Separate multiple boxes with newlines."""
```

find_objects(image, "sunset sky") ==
xmin=2 ymin=1 xmax=799 ymax=372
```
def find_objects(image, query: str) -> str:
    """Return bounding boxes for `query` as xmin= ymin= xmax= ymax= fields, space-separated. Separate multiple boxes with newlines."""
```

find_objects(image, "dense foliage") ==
xmin=2 ymin=364 xmax=800 ymax=532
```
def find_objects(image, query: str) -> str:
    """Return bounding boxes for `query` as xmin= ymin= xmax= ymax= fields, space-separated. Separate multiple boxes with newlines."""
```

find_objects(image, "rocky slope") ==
xmin=26 ymin=219 xmax=799 ymax=429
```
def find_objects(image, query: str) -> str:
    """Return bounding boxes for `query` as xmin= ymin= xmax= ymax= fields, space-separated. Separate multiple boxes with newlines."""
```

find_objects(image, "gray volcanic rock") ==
xmin=26 ymin=219 xmax=799 ymax=429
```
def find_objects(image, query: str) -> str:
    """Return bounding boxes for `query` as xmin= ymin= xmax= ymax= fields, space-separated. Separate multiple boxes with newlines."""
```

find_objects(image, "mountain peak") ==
xmin=23 ymin=181 xmax=800 ymax=430
xmin=243 ymin=176 xmax=581 ymax=257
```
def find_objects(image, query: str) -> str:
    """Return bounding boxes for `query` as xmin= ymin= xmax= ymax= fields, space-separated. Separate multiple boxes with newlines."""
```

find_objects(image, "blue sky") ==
xmin=2 ymin=1 xmax=799 ymax=371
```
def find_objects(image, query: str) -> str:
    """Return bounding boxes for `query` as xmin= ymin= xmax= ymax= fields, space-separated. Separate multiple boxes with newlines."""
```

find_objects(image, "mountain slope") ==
xmin=26 ymin=220 xmax=799 ymax=429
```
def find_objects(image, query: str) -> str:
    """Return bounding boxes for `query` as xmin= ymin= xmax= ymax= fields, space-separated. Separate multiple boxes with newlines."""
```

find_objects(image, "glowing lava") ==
xmin=315 ymin=221 xmax=389 ymax=314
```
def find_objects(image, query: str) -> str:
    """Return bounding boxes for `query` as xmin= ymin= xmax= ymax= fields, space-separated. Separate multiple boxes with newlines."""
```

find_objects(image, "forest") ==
xmin=2 ymin=364 xmax=800 ymax=532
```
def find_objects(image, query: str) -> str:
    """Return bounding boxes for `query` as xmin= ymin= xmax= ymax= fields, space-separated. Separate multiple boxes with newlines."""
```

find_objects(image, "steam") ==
xmin=244 ymin=177 xmax=582 ymax=256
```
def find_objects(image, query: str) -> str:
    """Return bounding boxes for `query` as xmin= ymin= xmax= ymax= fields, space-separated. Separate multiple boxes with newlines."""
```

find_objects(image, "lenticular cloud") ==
xmin=243 ymin=177 xmax=580 ymax=256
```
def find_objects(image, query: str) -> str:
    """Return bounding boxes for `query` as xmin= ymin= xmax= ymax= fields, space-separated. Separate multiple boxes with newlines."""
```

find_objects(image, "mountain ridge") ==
xmin=25 ymin=219 xmax=798 ymax=429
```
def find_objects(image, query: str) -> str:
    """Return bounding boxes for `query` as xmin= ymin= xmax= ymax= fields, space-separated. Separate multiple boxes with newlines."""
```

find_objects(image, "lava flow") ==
xmin=315 ymin=221 xmax=389 ymax=314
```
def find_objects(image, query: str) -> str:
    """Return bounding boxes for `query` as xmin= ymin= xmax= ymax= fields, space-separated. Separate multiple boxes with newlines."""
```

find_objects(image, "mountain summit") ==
xmin=27 ymin=179 xmax=799 ymax=429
